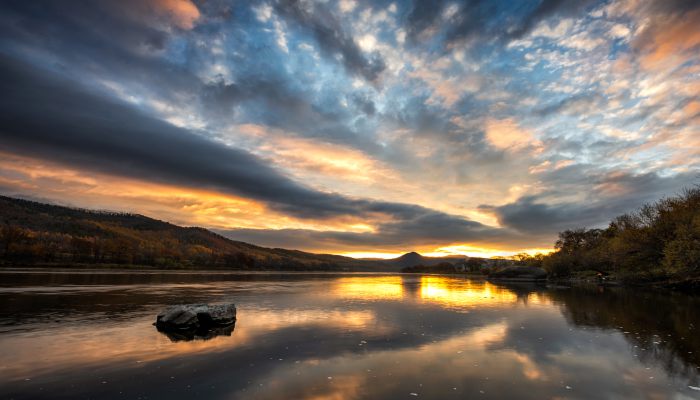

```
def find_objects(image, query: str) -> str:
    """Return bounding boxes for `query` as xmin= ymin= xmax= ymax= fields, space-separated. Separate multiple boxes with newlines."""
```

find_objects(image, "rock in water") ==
xmin=155 ymin=303 xmax=236 ymax=341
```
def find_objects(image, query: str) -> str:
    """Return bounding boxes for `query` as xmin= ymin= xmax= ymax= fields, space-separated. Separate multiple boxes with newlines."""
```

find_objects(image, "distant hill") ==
xmin=0 ymin=196 xmax=387 ymax=271
xmin=385 ymin=251 xmax=468 ymax=269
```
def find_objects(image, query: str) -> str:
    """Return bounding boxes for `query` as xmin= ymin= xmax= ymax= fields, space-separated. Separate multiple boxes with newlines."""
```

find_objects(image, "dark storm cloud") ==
xmin=0 ymin=53 xmax=508 ymax=249
xmin=0 ymin=0 xmax=172 ymax=53
xmin=0 ymin=0 xmax=379 ymax=154
xmin=200 ymin=77 xmax=315 ymax=123
xmin=273 ymin=0 xmax=386 ymax=83
xmin=479 ymin=196 xmax=606 ymax=235
xmin=0 ymin=55 xmax=319 ymax=218
xmin=405 ymin=0 xmax=447 ymax=41
xmin=0 ymin=0 xmax=205 ymax=106
xmin=443 ymin=0 xmax=510 ymax=45
xmin=405 ymin=0 xmax=502 ymax=45
xmin=218 ymin=209 xmax=524 ymax=252
xmin=480 ymin=170 xmax=699 ymax=234
xmin=0 ymin=0 xmax=234 ymax=106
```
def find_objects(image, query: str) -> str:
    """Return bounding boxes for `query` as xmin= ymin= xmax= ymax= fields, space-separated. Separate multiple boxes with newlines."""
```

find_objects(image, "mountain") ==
xmin=0 ymin=196 xmax=388 ymax=271
xmin=386 ymin=251 xmax=467 ymax=269
xmin=392 ymin=252 xmax=425 ymax=268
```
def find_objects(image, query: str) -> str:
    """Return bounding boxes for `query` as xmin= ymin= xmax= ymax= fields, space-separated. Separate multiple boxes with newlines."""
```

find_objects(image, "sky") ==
xmin=0 ymin=0 xmax=698 ymax=258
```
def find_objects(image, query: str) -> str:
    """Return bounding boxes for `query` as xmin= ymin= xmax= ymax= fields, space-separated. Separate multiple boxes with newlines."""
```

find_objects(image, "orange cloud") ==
xmin=0 ymin=151 xmax=556 ymax=257
xmin=636 ymin=9 xmax=700 ymax=72
xmin=684 ymin=101 xmax=700 ymax=118
xmin=233 ymin=124 xmax=397 ymax=184
xmin=485 ymin=118 xmax=541 ymax=152
xmin=120 ymin=0 xmax=201 ymax=31
xmin=0 ymin=153 xmax=380 ymax=234
xmin=408 ymin=60 xmax=481 ymax=107
xmin=229 ymin=124 xmax=543 ymax=238
xmin=0 ymin=142 xmax=558 ymax=257
xmin=229 ymin=124 xmax=423 ymax=204
xmin=151 ymin=0 xmax=200 ymax=30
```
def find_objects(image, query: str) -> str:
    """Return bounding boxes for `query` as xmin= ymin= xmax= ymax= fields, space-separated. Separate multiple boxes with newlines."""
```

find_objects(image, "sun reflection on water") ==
xmin=332 ymin=275 xmax=541 ymax=308
xmin=334 ymin=276 xmax=404 ymax=300
xmin=2 ymin=272 xmax=699 ymax=399
xmin=419 ymin=276 xmax=517 ymax=308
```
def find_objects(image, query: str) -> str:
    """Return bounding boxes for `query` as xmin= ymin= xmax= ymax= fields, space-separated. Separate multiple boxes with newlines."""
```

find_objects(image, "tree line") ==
xmin=516 ymin=186 xmax=700 ymax=282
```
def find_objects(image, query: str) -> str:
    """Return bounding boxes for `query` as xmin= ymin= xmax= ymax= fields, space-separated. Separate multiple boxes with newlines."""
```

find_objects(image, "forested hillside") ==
xmin=518 ymin=187 xmax=700 ymax=284
xmin=0 ymin=196 xmax=380 ymax=270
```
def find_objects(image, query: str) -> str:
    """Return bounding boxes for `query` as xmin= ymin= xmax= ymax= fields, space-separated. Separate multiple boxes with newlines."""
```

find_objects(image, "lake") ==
xmin=1 ymin=269 xmax=699 ymax=399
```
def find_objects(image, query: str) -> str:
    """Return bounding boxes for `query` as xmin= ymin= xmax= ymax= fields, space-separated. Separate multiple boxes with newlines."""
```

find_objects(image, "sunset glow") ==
xmin=1 ymin=0 xmax=698 ymax=257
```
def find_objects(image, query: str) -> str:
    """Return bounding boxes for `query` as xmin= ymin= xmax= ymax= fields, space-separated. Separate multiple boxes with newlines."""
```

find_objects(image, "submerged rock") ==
xmin=154 ymin=303 xmax=236 ymax=341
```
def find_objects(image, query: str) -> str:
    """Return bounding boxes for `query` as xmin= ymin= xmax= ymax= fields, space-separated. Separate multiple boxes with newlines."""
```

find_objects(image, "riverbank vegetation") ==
xmin=518 ymin=187 xmax=700 ymax=285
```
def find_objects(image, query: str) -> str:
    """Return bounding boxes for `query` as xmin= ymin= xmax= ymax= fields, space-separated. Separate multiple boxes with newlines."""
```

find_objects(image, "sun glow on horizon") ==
xmin=339 ymin=252 xmax=405 ymax=259
xmin=340 ymin=246 xmax=554 ymax=260
xmin=2 ymin=152 xmax=559 ymax=258
xmin=1 ymin=0 xmax=698 ymax=262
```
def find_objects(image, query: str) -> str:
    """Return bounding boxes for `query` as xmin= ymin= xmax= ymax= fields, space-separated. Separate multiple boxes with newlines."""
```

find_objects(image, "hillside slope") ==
xmin=0 ymin=196 xmax=385 ymax=271
xmin=384 ymin=251 xmax=467 ymax=269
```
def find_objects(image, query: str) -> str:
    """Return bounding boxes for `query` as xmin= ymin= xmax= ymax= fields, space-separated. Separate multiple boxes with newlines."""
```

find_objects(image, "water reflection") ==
xmin=0 ymin=270 xmax=699 ymax=399
xmin=419 ymin=277 xmax=517 ymax=309
xmin=334 ymin=276 xmax=404 ymax=300
xmin=156 ymin=321 xmax=236 ymax=342
xmin=550 ymin=286 xmax=700 ymax=382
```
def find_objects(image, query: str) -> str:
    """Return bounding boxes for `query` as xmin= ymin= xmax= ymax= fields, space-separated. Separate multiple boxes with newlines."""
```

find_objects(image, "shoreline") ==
xmin=2 ymin=264 xmax=699 ymax=292
xmin=0 ymin=262 xmax=393 ymax=272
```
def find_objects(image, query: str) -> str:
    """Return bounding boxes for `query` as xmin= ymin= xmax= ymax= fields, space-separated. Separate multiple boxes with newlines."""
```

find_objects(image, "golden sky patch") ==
xmin=485 ymin=118 xmax=541 ymax=152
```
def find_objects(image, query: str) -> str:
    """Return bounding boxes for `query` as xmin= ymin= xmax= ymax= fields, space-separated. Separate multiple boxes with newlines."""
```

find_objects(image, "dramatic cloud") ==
xmin=219 ymin=208 xmax=518 ymax=254
xmin=0 ymin=54 xmax=510 ymax=248
xmin=405 ymin=0 xmax=596 ymax=48
xmin=0 ymin=0 xmax=698 ymax=256
xmin=505 ymin=0 xmax=597 ymax=40
xmin=481 ymin=170 xmax=699 ymax=234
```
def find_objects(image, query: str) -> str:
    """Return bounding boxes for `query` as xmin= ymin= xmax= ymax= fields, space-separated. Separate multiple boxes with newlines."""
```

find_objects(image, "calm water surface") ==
xmin=1 ymin=269 xmax=699 ymax=399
